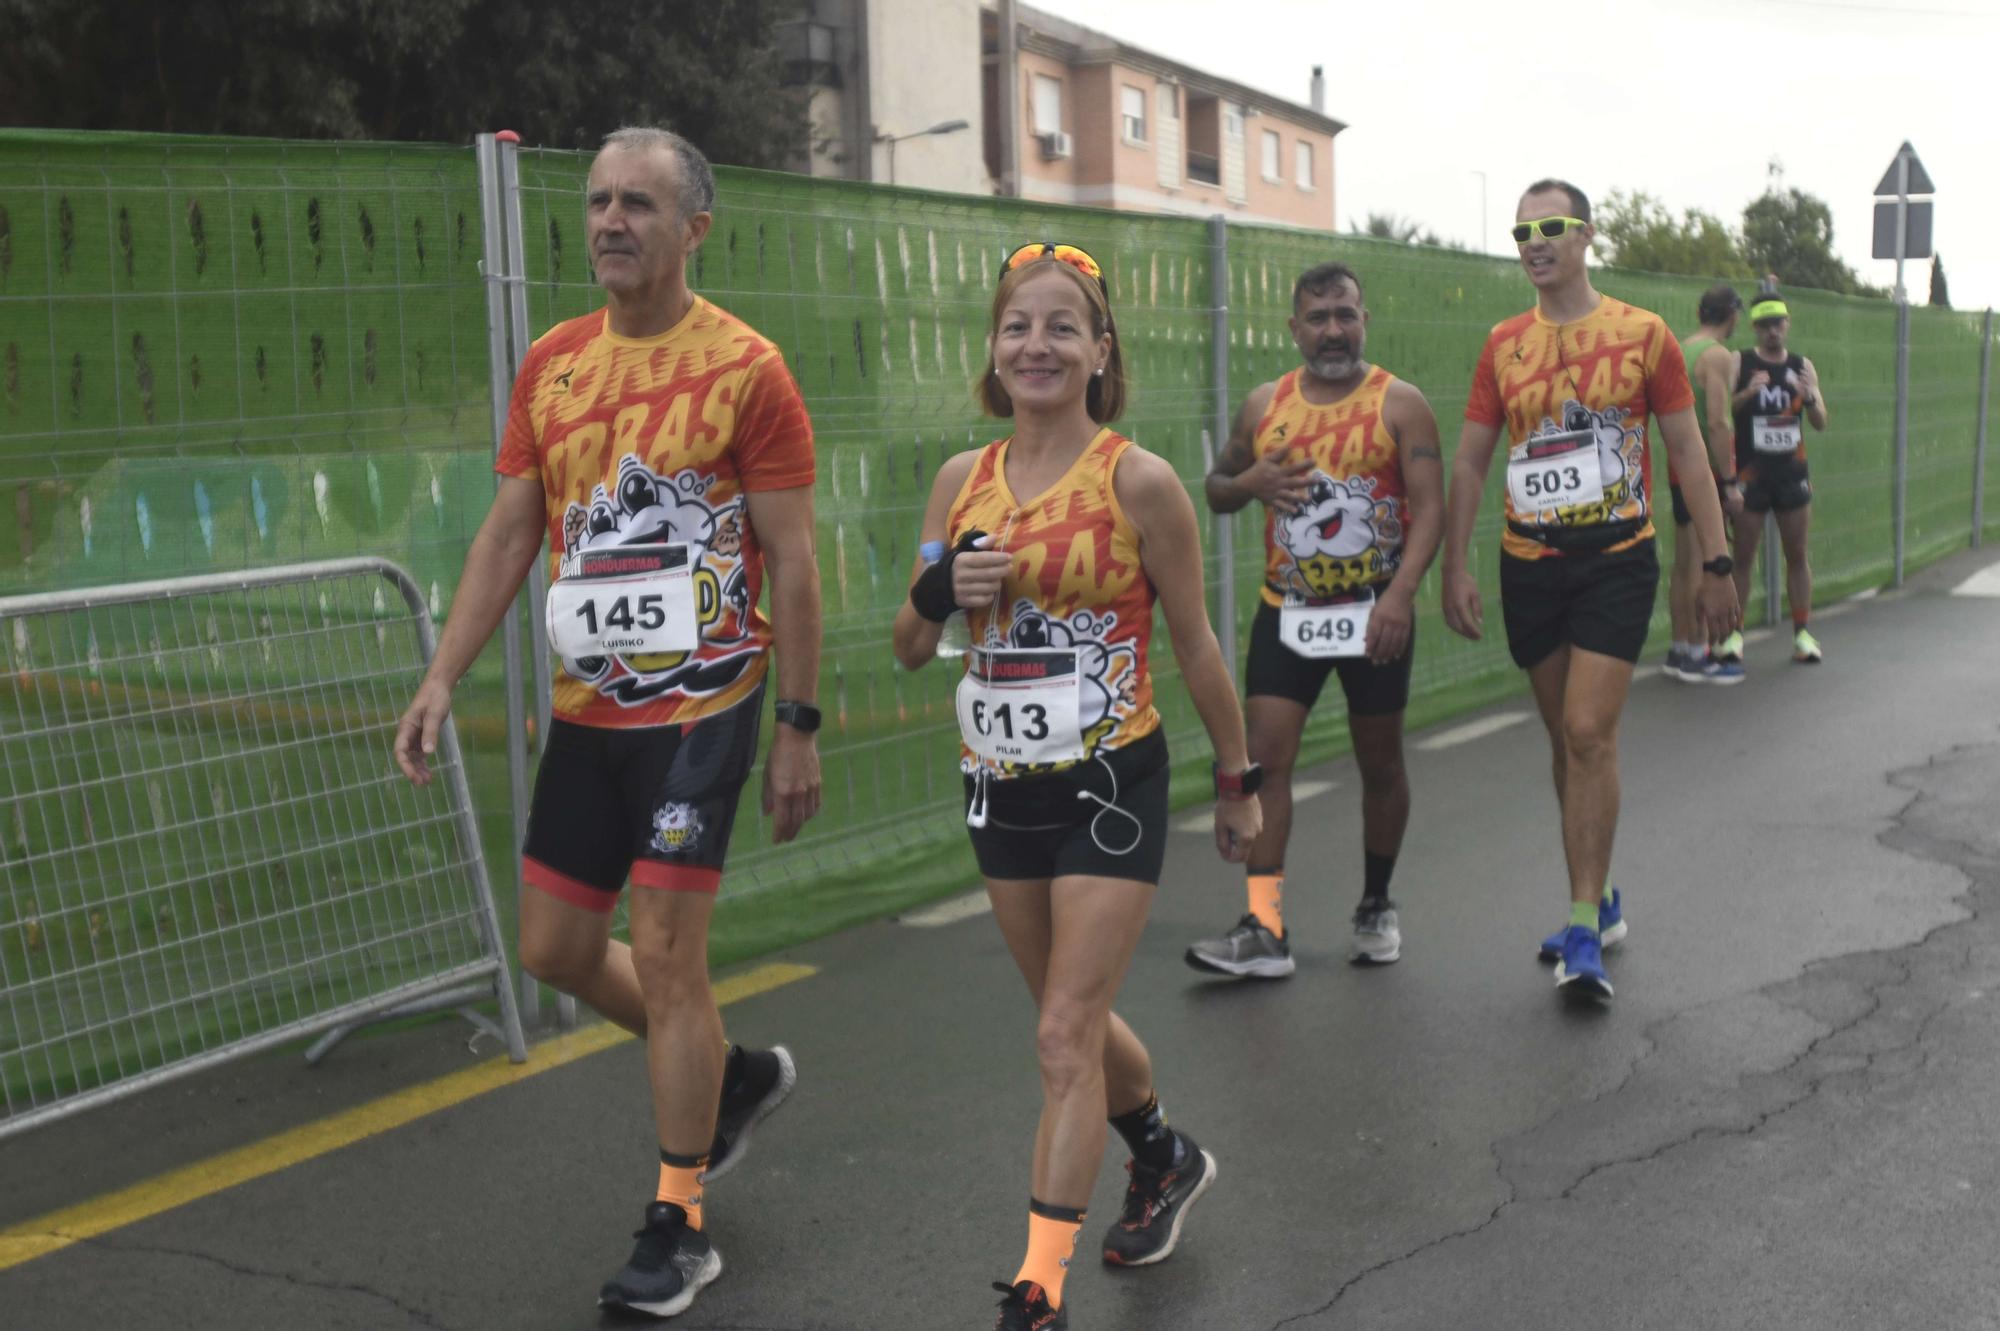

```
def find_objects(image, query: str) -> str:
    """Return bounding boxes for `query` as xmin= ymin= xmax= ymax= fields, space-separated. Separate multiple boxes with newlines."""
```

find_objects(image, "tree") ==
xmin=1590 ymin=189 xmax=1752 ymax=279
xmin=1929 ymin=254 xmax=1951 ymax=308
xmin=1351 ymin=213 xmax=1471 ymax=252
xmin=1738 ymin=163 xmax=1879 ymax=297
xmin=0 ymin=0 xmax=810 ymax=168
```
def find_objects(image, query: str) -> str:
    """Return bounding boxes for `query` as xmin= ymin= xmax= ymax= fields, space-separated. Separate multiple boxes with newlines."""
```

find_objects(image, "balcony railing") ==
xmin=1187 ymin=151 xmax=1220 ymax=186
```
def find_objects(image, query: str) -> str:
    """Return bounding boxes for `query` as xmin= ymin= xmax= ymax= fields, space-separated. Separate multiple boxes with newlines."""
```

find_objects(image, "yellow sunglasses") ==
xmin=1512 ymin=216 xmax=1587 ymax=244
xmin=1001 ymin=241 xmax=1106 ymax=291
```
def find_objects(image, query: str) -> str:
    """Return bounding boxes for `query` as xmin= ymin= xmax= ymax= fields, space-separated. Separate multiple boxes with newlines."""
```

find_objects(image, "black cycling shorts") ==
xmin=1669 ymin=475 xmax=1728 ymax=527
xmin=522 ymin=688 xmax=763 ymax=909
xmin=1740 ymin=459 xmax=1812 ymax=514
xmin=964 ymin=729 xmax=1170 ymax=885
xmin=1499 ymin=542 xmax=1660 ymax=670
xmin=1242 ymin=600 xmax=1413 ymax=716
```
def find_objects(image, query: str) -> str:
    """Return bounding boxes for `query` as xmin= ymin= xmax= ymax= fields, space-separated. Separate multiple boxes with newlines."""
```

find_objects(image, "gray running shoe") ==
xmin=1184 ymin=914 xmax=1295 ymax=979
xmin=1350 ymin=902 xmax=1401 ymax=965
xmin=598 ymin=1202 xmax=722 ymax=1319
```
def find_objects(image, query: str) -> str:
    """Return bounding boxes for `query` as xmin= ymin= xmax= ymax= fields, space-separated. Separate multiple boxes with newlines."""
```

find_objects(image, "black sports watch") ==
xmin=773 ymin=700 xmax=822 ymax=734
xmin=1214 ymin=763 xmax=1263 ymax=801
xmin=1702 ymin=555 xmax=1735 ymax=578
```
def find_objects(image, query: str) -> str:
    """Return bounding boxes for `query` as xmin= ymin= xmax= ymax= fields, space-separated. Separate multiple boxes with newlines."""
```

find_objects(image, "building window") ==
xmin=1121 ymin=85 xmax=1147 ymax=144
xmin=1261 ymin=129 xmax=1282 ymax=182
xmin=1185 ymin=92 xmax=1220 ymax=186
xmin=1296 ymin=140 xmax=1314 ymax=189
xmin=1157 ymin=83 xmax=1178 ymax=123
xmin=1032 ymin=74 xmax=1063 ymax=136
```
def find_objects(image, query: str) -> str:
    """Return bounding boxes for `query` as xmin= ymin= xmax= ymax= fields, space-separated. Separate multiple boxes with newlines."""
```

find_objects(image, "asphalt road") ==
xmin=4 ymin=547 xmax=1998 ymax=1331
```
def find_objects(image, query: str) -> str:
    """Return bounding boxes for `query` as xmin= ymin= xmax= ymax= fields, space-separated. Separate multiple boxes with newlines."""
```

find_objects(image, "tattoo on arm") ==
xmin=1410 ymin=445 xmax=1442 ymax=461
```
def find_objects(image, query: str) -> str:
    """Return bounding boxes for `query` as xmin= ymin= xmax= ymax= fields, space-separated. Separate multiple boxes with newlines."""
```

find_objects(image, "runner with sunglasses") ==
xmin=1712 ymin=295 xmax=1832 ymax=667
xmin=1441 ymin=180 xmax=1738 ymax=1001
xmin=1185 ymin=261 xmax=1444 ymax=975
xmin=893 ymin=241 xmax=1260 ymax=1329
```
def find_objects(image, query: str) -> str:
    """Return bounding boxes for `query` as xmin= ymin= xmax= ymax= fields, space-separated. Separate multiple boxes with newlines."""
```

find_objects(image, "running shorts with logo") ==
xmin=947 ymin=428 xmax=1167 ymax=884
xmin=1668 ymin=474 xmax=1727 ymax=528
xmin=1464 ymin=298 xmax=1689 ymax=669
xmin=1733 ymin=349 xmax=1812 ymax=513
xmin=1245 ymin=365 xmax=1413 ymax=713
xmin=495 ymin=298 xmax=815 ymax=899
xmin=523 ymin=687 xmax=765 ymax=906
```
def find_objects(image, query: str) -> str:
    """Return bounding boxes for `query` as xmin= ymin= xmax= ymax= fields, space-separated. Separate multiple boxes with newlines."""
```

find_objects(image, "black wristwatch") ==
xmin=1702 ymin=555 xmax=1735 ymax=578
xmin=773 ymin=700 xmax=822 ymax=734
xmin=1214 ymin=763 xmax=1264 ymax=800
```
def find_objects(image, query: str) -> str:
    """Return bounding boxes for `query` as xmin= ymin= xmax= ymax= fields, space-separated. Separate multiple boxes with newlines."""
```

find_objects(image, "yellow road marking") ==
xmin=0 ymin=961 xmax=816 ymax=1272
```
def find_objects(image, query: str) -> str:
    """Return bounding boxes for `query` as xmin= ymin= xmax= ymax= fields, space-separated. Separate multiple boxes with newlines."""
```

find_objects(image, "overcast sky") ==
xmin=1049 ymin=0 xmax=1999 ymax=311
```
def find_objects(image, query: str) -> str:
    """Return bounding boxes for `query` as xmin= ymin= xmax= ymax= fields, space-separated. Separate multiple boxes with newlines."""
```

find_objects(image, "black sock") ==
xmin=1362 ymin=851 xmax=1396 ymax=906
xmin=1108 ymin=1093 xmax=1180 ymax=1170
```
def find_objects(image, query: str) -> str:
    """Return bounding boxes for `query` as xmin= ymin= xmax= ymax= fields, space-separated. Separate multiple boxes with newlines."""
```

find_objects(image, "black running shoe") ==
xmin=702 ymin=1044 xmax=797 ymax=1182
xmin=597 ymin=1202 xmax=722 ymax=1319
xmin=992 ymin=1279 xmax=1067 ymax=1329
xmin=1100 ymin=1132 xmax=1218 ymax=1266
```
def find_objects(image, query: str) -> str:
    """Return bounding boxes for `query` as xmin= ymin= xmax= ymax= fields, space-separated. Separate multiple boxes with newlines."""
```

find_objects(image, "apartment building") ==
xmin=782 ymin=0 xmax=1344 ymax=230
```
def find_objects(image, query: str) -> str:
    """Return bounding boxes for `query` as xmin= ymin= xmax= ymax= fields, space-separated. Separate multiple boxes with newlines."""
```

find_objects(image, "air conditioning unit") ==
xmin=1038 ymin=131 xmax=1073 ymax=161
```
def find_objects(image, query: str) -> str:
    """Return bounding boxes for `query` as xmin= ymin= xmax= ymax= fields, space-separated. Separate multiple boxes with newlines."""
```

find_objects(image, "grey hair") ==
xmin=600 ymin=126 xmax=716 ymax=218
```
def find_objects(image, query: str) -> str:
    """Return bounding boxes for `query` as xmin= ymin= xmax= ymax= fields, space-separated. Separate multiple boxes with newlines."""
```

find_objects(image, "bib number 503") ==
xmin=1519 ymin=464 xmax=1583 ymax=502
xmin=572 ymin=593 xmax=669 ymax=636
xmin=969 ymin=699 xmax=1051 ymax=743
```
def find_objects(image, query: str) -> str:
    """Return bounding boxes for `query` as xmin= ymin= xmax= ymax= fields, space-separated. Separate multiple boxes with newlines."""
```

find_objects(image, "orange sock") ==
xmin=656 ymin=1150 xmax=708 ymax=1231
xmin=1247 ymin=873 xmax=1284 ymax=937
xmin=1014 ymin=1200 xmax=1085 ymax=1308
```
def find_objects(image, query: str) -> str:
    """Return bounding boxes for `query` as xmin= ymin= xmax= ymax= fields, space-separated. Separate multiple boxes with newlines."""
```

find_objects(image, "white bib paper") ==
xmin=1752 ymin=414 xmax=1802 ymax=455
xmin=546 ymin=544 xmax=698 ymax=659
xmin=1506 ymin=428 xmax=1605 ymax=516
xmin=956 ymin=648 xmax=1085 ymax=765
xmin=1281 ymin=595 xmax=1372 ymax=659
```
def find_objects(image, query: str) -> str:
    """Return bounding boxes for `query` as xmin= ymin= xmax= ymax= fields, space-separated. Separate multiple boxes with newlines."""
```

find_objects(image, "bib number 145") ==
xmin=573 ymin=593 xmax=670 ymax=637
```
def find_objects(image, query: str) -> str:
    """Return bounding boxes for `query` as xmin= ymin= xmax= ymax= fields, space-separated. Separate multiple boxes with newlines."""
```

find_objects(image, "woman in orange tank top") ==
xmin=893 ymin=244 xmax=1260 ymax=1329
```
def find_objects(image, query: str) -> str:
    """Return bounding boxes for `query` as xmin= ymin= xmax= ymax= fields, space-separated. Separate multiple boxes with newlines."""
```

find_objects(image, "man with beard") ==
xmin=1185 ymin=263 xmax=1444 ymax=976
xmin=393 ymin=127 xmax=821 ymax=1319
xmin=1712 ymin=294 xmax=1832 ymax=667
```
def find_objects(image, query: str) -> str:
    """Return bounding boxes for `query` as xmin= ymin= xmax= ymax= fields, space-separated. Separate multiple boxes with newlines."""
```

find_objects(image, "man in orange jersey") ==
xmin=1186 ymin=262 xmax=1444 ymax=976
xmin=1442 ymin=179 xmax=1737 ymax=1002
xmin=393 ymin=127 xmax=820 ymax=1319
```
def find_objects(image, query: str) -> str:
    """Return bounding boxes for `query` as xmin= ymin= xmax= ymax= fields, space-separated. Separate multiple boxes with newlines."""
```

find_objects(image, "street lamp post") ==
xmin=876 ymin=118 xmax=972 ymax=186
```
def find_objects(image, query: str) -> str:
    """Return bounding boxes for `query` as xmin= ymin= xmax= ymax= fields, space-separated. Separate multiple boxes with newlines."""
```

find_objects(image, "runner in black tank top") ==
xmin=1718 ymin=295 xmax=1832 ymax=666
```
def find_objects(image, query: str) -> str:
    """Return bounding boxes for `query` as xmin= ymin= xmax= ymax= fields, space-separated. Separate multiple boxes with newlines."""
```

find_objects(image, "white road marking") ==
xmin=1415 ymin=711 xmax=1529 ymax=751
xmin=1174 ymin=778 xmax=1336 ymax=833
xmin=896 ymin=891 xmax=992 ymax=927
xmin=1848 ymin=587 xmax=1880 ymax=601
xmin=1817 ymin=601 xmax=1856 ymax=619
xmin=1744 ymin=627 xmax=1774 ymax=644
xmin=1950 ymin=565 xmax=2000 ymax=598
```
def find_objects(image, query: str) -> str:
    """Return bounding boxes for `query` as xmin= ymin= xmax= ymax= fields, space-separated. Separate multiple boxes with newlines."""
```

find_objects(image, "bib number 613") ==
xmin=970 ymin=699 xmax=1051 ymax=743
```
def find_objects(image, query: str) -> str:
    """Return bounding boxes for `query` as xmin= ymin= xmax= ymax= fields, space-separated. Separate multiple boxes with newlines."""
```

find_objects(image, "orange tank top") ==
xmin=1256 ymin=366 xmax=1407 ymax=607
xmin=946 ymin=428 xmax=1160 ymax=777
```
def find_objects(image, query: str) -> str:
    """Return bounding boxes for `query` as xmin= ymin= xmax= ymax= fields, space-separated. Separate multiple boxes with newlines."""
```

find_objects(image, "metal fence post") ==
xmin=1208 ymin=214 xmax=1235 ymax=674
xmin=1974 ymin=308 xmax=1993 ymax=549
xmin=497 ymin=137 xmax=554 ymax=741
xmin=1892 ymin=298 xmax=1911 ymax=585
xmin=476 ymin=132 xmax=539 ymax=1029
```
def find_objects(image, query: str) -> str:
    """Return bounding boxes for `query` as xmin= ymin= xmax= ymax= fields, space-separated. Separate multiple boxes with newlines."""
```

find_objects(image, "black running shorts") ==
xmin=1669 ymin=474 xmax=1728 ymax=528
xmin=1739 ymin=459 xmax=1812 ymax=514
xmin=1499 ymin=542 xmax=1660 ymax=670
xmin=1243 ymin=600 xmax=1413 ymax=716
xmin=522 ymin=688 xmax=764 ymax=909
xmin=964 ymin=729 xmax=1170 ymax=884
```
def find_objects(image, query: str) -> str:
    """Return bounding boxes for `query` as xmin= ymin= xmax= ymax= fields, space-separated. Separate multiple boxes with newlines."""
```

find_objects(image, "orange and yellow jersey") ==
xmin=495 ymin=298 xmax=815 ymax=728
xmin=946 ymin=428 xmax=1160 ymax=777
xmin=1465 ymin=297 xmax=1693 ymax=560
xmin=1255 ymin=366 xmax=1407 ymax=607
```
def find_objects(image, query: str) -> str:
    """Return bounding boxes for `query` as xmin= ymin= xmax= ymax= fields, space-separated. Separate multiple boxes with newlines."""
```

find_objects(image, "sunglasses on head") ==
xmin=1511 ymin=216 xmax=1588 ymax=244
xmin=1001 ymin=242 xmax=1107 ymax=291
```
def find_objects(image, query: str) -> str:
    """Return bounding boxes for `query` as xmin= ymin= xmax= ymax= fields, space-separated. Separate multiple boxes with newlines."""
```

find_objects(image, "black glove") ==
xmin=910 ymin=529 xmax=988 ymax=623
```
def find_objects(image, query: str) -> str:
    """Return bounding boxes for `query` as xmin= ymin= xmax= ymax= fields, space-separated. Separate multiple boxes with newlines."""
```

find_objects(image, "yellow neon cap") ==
xmin=1750 ymin=299 xmax=1789 ymax=322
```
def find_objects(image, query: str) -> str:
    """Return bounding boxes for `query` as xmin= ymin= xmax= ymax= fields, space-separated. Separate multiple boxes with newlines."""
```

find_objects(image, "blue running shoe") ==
xmin=1537 ymin=888 xmax=1626 ymax=961
xmin=1690 ymin=652 xmax=1744 ymax=685
xmin=1553 ymin=925 xmax=1613 ymax=998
